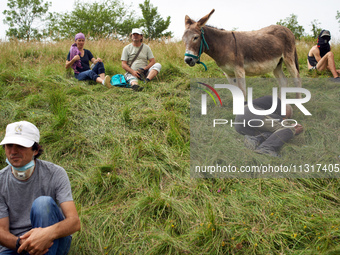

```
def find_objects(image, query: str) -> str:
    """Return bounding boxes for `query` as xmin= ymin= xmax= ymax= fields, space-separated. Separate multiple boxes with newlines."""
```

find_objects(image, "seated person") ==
xmin=0 ymin=121 xmax=80 ymax=254
xmin=121 ymin=28 xmax=162 ymax=91
xmin=307 ymin=30 xmax=340 ymax=82
xmin=66 ymin=33 xmax=111 ymax=88
xmin=235 ymin=96 xmax=303 ymax=157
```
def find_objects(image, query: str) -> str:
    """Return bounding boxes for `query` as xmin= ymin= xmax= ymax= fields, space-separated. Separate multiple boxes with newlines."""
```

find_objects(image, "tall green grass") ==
xmin=0 ymin=38 xmax=340 ymax=254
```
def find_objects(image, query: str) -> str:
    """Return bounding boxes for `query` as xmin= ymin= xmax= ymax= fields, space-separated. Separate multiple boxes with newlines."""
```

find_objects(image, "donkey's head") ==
xmin=182 ymin=9 xmax=215 ymax=67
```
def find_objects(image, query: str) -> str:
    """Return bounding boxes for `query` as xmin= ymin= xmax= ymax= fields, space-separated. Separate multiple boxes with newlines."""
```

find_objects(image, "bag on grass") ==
xmin=110 ymin=74 xmax=130 ymax=88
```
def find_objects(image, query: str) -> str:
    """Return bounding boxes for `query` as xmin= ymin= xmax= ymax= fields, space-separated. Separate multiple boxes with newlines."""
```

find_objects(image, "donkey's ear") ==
xmin=197 ymin=9 xmax=215 ymax=28
xmin=185 ymin=15 xmax=195 ymax=29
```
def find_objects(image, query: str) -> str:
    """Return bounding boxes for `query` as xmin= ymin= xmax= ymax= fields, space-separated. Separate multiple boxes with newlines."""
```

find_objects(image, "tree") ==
xmin=336 ymin=11 xmax=340 ymax=30
xmin=47 ymin=0 xmax=140 ymax=40
xmin=310 ymin=19 xmax=322 ymax=38
xmin=277 ymin=14 xmax=305 ymax=39
xmin=3 ymin=0 xmax=51 ymax=41
xmin=139 ymin=0 xmax=172 ymax=39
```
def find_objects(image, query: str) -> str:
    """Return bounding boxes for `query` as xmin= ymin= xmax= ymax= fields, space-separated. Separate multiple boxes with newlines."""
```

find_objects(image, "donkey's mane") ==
xmin=204 ymin=25 xmax=225 ymax=32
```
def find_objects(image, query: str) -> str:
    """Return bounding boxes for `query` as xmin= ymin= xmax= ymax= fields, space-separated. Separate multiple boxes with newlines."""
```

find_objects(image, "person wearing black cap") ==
xmin=0 ymin=121 xmax=80 ymax=254
xmin=307 ymin=30 xmax=340 ymax=82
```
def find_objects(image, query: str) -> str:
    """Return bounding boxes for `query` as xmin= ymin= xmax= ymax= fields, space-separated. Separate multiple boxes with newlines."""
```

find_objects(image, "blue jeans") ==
xmin=74 ymin=62 xmax=105 ymax=82
xmin=0 ymin=196 xmax=72 ymax=255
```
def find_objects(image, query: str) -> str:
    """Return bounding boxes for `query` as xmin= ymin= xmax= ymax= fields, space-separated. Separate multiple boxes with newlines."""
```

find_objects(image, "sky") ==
xmin=0 ymin=0 xmax=339 ymax=42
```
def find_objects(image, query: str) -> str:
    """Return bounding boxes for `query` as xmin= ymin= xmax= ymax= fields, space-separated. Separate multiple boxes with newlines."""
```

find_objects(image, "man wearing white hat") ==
xmin=0 ymin=121 xmax=80 ymax=255
xmin=121 ymin=28 xmax=162 ymax=91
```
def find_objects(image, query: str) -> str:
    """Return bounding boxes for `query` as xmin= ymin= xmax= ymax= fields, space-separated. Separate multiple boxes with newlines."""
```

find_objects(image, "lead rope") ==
xmin=184 ymin=28 xmax=209 ymax=71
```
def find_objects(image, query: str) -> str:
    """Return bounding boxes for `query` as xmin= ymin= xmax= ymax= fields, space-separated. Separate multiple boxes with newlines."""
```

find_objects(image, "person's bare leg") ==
xmin=99 ymin=73 xmax=105 ymax=80
xmin=131 ymin=80 xmax=138 ymax=86
xmin=146 ymin=70 xmax=158 ymax=81
xmin=317 ymin=52 xmax=339 ymax=78
xmin=326 ymin=53 xmax=339 ymax=78
xmin=96 ymin=77 xmax=103 ymax=84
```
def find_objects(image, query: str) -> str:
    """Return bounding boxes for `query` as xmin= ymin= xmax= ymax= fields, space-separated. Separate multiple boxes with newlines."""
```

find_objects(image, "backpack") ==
xmin=110 ymin=74 xmax=130 ymax=88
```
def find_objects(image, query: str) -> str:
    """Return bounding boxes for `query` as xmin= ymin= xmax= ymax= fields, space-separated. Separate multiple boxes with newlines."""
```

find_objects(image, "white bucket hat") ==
xmin=0 ymin=121 xmax=40 ymax=148
xmin=131 ymin=28 xmax=143 ymax=35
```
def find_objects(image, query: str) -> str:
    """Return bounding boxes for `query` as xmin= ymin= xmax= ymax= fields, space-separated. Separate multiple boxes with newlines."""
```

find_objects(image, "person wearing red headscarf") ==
xmin=307 ymin=30 xmax=340 ymax=82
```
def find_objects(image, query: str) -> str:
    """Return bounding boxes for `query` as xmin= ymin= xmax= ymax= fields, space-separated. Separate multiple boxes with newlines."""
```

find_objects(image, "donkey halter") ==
xmin=184 ymin=28 xmax=209 ymax=71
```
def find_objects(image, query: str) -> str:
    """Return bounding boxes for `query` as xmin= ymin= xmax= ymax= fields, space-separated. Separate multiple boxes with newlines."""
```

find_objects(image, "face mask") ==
xmin=6 ymin=158 xmax=35 ymax=180
xmin=6 ymin=158 xmax=35 ymax=171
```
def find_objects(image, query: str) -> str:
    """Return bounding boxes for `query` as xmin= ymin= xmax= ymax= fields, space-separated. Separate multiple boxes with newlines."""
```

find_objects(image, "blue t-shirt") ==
xmin=67 ymin=49 xmax=94 ymax=73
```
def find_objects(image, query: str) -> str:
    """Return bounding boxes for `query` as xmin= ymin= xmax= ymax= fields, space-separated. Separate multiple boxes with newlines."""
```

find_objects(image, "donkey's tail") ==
xmin=294 ymin=49 xmax=300 ymax=73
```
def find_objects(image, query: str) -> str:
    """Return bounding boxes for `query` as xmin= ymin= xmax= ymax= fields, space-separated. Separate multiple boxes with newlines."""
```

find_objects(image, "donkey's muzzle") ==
xmin=184 ymin=56 xmax=196 ymax=66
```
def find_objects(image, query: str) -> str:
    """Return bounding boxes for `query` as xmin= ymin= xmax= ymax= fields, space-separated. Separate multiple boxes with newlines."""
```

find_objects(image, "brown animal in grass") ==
xmin=182 ymin=9 xmax=302 ymax=98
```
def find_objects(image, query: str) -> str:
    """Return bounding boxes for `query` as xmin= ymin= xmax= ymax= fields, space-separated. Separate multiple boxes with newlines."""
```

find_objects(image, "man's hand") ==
xmin=18 ymin=228 xmax=54 ymax=255
xmin=294 ymin=124 xmax=304 ymax=135
xmin=132 ymin=70 xmax=141 ymax=78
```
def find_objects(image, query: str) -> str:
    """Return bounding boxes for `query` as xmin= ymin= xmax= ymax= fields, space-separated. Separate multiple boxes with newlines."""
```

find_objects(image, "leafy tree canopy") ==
xmin=336 ymin=10 xmax=340 ymax=30
xmin=47 ymin=0 xmax=140 ymax=40
xmin=3 ymin=0 xmax=174 ymax=41
xmin=277 ymin=14 xmax=305 ymax=40
xmin=310 ymin=19 xmax=322 ymax=39
xmin=3 ymin=0 xmax=51 ymax=41
xmin=139 ymin=0 xmax=172 ymax=39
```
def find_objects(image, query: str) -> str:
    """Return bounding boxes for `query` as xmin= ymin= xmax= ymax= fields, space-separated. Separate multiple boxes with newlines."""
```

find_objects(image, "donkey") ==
xmin=182 ymin=9 xmax=302 ymax=98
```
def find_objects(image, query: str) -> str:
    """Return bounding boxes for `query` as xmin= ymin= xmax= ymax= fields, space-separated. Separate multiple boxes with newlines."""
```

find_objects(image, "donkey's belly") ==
xmin=220 ymin=58 xmax=281 ymax=77
xmin=244 ymin=59 xmax=281 ymax=76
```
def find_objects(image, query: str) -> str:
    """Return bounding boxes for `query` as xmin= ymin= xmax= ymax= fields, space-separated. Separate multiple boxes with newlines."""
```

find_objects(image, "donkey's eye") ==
xmin=193 ymin=36 xmax=199 ymax=41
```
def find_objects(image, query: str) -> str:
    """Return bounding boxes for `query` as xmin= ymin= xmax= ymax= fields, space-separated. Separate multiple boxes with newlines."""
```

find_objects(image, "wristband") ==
xmin=16 ymin=237 xmax=21 ymax=252
xmin=16 ymin=237 xmax=29 ymax=255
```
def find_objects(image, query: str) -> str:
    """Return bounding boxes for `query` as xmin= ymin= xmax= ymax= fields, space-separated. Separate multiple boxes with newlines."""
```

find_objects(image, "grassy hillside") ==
xmin=0 ymin=38 xmax=340 ymax=254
